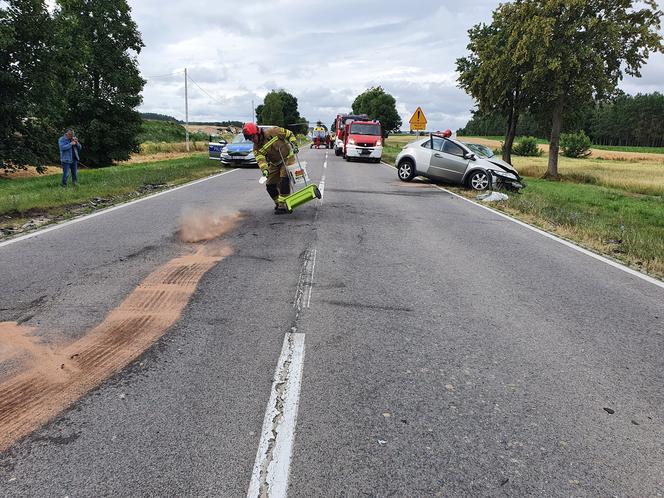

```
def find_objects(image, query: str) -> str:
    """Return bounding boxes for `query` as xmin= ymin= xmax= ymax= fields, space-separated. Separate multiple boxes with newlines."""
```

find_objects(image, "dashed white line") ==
xmin=305 ymin=249 xmax=317 ymax=309
xmin=318 ymin=174 xmax=326 ymax=204
xmin=380 ymin=160 xmax=664 ymax=290
xmin=247 ymin=332 xmax=306 ymax=498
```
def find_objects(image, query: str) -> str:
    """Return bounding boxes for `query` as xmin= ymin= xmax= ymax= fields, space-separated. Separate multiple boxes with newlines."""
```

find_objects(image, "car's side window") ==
xmin=431 ymin=137 xmax=444 ymax=151
xmin=421 ymin=138 xmax=445 ymax=150
xmin=442 ymin=140 xmax=465 ymax=157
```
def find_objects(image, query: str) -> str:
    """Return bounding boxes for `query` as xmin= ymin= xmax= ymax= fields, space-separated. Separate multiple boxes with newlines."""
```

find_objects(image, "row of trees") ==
xmin=1 ymin=0 xmax=144 ymax=170
xmin=459 ymin=92 xmax=664 ymax=148
xmin=456 ymin=0 xmax=662 ymax=176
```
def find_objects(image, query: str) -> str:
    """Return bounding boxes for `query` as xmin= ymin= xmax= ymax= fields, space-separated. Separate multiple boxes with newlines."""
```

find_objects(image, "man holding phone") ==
xmin=58 ymin=128 xmax=82 ymax=187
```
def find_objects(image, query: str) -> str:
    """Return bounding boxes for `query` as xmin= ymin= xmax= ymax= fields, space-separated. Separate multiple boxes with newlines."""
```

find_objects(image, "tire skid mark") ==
xmin=0 ymin=246 xmax=233 ymax=452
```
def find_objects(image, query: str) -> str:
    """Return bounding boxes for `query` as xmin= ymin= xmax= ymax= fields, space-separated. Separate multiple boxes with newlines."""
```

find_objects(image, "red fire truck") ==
xmin=332 ymin=113 xmax=368 ymax=156
xmin=342 ymin=119 xmax=383 ymax=162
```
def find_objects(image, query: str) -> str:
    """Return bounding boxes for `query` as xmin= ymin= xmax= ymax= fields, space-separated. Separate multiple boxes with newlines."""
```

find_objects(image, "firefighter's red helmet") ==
xmin=442 ymin=129 xmax=452 ymax=138
xmin=243 ymin=122 xmax=259 ymax=139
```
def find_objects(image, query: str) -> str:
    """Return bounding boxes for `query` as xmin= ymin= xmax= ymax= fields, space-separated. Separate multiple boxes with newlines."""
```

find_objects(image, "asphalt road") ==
xmin=1 ymin=147 xmax=663 ymax=497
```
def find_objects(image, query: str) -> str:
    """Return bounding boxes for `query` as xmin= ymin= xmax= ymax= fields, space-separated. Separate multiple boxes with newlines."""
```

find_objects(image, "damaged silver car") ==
xmin=395 ymin=133 xmax=524 ymax=191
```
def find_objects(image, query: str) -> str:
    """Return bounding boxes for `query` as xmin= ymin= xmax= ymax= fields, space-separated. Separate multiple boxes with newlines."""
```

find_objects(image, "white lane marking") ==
xmin=380 ymin=161 xmax=664 ymax=290
xmin=305 ymin=249 xmax=317 ymax=309
xmin=250 ymin=245 xmax=317 ymax=497
xmin=0 ymin=168 xmax=240 ymax=248
xmin=293 ymin=248 xmax=316 ymax=311
xmin=318 ymin=174 xmax=325 ymax=204
xmin=247 ymin=332 xmax=306 ymax=498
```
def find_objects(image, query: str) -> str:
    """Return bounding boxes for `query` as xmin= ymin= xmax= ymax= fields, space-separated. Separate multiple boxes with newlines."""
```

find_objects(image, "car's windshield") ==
xmin=232 ymin=133 xmax=249 ymax=144
xmin=464 ymin=143 xmax=494 ymax=158
xmin=350 ymin=124 xmax=381 ymax=136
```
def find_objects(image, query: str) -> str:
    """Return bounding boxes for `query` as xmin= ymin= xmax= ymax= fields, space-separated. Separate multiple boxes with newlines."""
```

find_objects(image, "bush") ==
xmin=513 ymin=137 xmax=543 ymax=157
xmin=561 ymin=131 xmax=592 ymax=158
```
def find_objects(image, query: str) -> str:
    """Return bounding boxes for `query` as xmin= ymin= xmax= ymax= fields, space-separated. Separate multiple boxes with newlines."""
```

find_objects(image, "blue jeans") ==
xmin=61 ymin=161 xmax=78 ymax=185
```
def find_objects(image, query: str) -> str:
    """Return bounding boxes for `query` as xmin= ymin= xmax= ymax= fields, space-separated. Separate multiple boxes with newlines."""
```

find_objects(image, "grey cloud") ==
xmin=133 ymin=0 xmax=663 ymax=131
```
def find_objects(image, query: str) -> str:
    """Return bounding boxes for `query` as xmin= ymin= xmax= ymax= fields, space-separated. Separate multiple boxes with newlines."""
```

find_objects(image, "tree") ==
xmin=0 ymin=0 xmax=64 ymax=171
xmin=510 ymin=0 xmax=662 ymax=177
xmin=259 ymin=92 xmax=285 ymax=127
xmin=457 ymin=2 xmax=533 ymax=164
xmin=57 ymin=0 xmax=145 ymax=167
xmin=351 ymin=87 xmax=402 ymax=137
xmin=256 ymin=89 xmax=308 ymax=133
xmin=255 ymin=104 xmax=264 ymax=123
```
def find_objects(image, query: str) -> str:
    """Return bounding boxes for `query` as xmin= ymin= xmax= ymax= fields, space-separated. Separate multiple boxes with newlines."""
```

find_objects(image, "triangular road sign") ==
xmin=409 ymin=107 xmax=427 ymax=130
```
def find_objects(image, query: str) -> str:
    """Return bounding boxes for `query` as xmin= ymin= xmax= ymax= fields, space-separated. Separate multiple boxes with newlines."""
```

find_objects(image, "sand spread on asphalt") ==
xmin=179 ymin=209 xmax=244 ymax=243
xmin=0 ymin=212 xmax=241 ymax=451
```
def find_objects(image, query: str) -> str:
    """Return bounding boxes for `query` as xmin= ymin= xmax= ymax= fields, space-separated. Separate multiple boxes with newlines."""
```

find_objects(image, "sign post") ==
xmin=409 ymin=107 xmax=427 ymax=136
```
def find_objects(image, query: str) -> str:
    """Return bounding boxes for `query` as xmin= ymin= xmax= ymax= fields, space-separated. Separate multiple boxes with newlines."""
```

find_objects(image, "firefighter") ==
xmin=243 ymin=123 xmax=299 ymax=213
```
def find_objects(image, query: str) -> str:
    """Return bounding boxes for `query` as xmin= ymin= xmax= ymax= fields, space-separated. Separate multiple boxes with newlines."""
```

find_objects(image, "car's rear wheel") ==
xmin=468 ymin=170 xmax=490 ymax=191
xmin=397 ymin=159 xmax=415 ymax=182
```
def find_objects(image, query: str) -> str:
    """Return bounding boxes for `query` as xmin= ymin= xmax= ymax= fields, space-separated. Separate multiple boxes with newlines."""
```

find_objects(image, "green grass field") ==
xmin=455 ymin=179 xmax=664 ymax=278
xmin=0 ymin=154 xmax=227 ymax=230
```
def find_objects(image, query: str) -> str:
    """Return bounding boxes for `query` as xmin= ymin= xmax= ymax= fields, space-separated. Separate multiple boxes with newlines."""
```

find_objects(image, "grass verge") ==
xmin=0 ymin=154 xmax=229 ymax=237
xmin=447 ymin=180 xmax=664 ymax=279
xmin=381 ymin=155 xmax=664 ymax=280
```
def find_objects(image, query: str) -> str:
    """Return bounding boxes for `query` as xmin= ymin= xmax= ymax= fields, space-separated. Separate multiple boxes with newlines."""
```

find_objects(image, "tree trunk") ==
xmin=502 ymin=106 xmax=518 ymax=165
xmin=546 ymin=97 xmax=564 ymax=179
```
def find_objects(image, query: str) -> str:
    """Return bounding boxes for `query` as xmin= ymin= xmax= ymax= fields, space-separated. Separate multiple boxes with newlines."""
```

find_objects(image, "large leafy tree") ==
xmin=259 ymin=91 xmax=285 ymax=127
xmin=256 ymin=89 xmax=308 ymax=134
xmin=57 ymin=0 xmax=145 ymax=167
xmin=351 ymin=87 xmax=401 ymax=137
xmin=511 ymin=0 xmax=662 ymax=177
xmin=456 ymin=2 xmax=531 ymax=164
xmin=0 ymin=0 xmax=64 ymax=171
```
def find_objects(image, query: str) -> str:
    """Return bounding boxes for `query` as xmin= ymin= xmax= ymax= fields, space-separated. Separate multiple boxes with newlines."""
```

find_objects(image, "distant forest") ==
xmin=459 ymin=92 xmax=664 ymax=147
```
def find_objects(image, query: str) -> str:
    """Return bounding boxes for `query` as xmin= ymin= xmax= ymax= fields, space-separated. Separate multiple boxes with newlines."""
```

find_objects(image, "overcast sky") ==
xmin=132 ymin=0 xmax=664 ymax=131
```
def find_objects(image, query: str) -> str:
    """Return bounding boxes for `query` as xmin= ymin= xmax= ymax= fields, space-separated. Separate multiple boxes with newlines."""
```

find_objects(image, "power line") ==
xmin=143 ymin=70 xmax=184 ymax=81
xmin=186 ymin=74 xmax=224 ymax=106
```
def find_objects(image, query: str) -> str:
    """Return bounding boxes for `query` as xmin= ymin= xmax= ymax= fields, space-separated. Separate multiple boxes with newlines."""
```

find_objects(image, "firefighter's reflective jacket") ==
xmin=254 ymin=127 xmax=298 ymax=173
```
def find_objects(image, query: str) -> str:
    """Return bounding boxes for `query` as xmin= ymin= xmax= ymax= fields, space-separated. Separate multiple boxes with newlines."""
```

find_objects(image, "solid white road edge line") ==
xmin=247 ymin=332 xmax=306 ymax=498
xmin=0 ymin=168 xmax=240 ymax=249
xmin=380 ymin=161 xmax=664 ymax=290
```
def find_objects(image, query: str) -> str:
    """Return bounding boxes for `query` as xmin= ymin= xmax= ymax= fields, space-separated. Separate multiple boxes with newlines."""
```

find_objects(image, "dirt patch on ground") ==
xmin=185 ymin=124 xmax=223 ymax=136
xmin=0 ymin=212 xmax=241 ymax=451
xmin=0 ymin=166 xmax=60 ymax=179
xmin=118 ymin=151 xmax=206 ymax=165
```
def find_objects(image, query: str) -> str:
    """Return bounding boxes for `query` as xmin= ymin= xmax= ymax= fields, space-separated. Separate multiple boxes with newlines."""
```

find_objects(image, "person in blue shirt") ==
xmin=58 ymin=129 xmax=82 ymax=186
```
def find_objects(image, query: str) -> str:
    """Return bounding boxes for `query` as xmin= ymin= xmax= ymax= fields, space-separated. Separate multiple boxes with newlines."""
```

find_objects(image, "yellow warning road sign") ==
xmin=409 ymin=107 xmax=427 ymax=131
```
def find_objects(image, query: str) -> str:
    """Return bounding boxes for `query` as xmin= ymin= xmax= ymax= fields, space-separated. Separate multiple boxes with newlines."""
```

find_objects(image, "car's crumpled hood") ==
xmin=485 ymin=157 xmax=518 ymax=174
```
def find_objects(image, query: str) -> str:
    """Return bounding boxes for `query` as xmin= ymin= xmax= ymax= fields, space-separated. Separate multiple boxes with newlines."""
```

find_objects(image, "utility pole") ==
xmin=184 ymin=67 xmax=190 ymax=152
